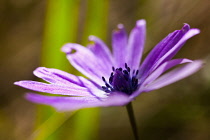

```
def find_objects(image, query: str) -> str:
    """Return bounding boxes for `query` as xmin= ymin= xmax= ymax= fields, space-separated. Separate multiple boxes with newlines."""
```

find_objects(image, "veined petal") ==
xmin=112 ymin=24 xmax=128 ymax=68
xmin=141 ymin=58 xmax=192 ymax=85
xmin=153 ymin=28 xmax=200 ymax=69
xmin=33 ymin=67 xmax=106 ymax=97
xmin=33 ymin=67 xmax=87 ymax=86
xmin=62 ymin=43 xmax=112 ymax=85
xmin=126 ymin=19 xmax=146 ymax=70
xmin=139 ymin=24 xmax=200 ymax=80
xmin=14 ymin=81 xmax=94 ymax=97
xmin=142 ymin=60 xmax=203 ymax=92
xmin=78 ymin=76 xmax=108 ymax=98
xmin=88 ymin=35 xmax=114 ymax=67
xmin=139 ymin=31 xmax=179 ymax=78
xmin=26 ymin=92 xmax=131 ymax=111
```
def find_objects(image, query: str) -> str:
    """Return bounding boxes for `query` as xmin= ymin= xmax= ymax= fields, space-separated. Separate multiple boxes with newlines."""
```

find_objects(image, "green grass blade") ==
xmin=34 ymin=0 xmax=80 ymax=140
xmin=72 ymin=0 xmax=109 ymax=140
xmin=30 ymin=112 xmax=75 ymax=140
xmin=42 ymin=0 xmax=80 ymax=70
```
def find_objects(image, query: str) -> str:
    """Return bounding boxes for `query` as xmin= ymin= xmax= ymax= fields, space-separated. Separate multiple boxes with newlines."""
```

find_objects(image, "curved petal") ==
xmin=88 ymin=35 xmax=114 ymax=67
xmin=152 ymin=28 xmax=200 ymax=71
xmin=33 ymin=67 xmax=106 ymax=97
xmin=112 ymin=24 xmax=128 ymax=68
xmin=141 ymin=58 xmax=192 ymax=85
xmin=62 ymin=43 xmax=112 ymax=85
xmin=15 ymin=71 xmax=108 ymax=98
xmin=142 ymin=60 xmax=203 ymax=92
xmin=33 ymin=67 xmax=88 ymax=86
xmin=139 ymin=24 xmax=200 ymax=80
xmin=126 ymin=19 xmax=146 ymax=70
xmin=26 ymin=92 xmax=131 ymax=111
xmin=14 ymin=81 xmax=94 ymax=97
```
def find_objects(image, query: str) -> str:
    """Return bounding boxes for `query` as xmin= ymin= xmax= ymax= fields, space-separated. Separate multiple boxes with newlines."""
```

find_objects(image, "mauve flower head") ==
xmin=14 ymin=19 xmax=203 ymax=111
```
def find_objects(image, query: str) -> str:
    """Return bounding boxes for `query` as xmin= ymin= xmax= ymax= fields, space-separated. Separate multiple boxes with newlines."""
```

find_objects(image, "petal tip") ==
xmin=61 ymin=44 xmax=71 ymax=53
xmin=14 ymin=81 xmax=29 ymax=87
xmin=113 ymin=24 xmax=125 ymax=33
xmin=182 ymin=23 xmax=190 ymax=31
xmin=192 ymin=28 xmax=200 ymax=34
xmin=14 ymin=81 xmax=20 ymax=85
xmin=136 ymin=19 xmax=146 ymax=27
xmin=33 ymin=67 xmax=45 ymax=72
xmin=194 ymin=60 xmax=204 ymax=67
xmin=88 ymin=35 xmax=96 ymax=41
xmin=25 ymin=93 xmax=40 ymax=103
xmin=117 ymin=24 xmax=124 ymax=29
xmin=182 ymin=24 xmax=200 ymax=35
xmin=33 ymin=67 xmax=49 ymax=77
xmin=61 ymin=43 xmax=79 ymax=55
xmin=186 ymin=28 xmax=200 ymax=37
xmin=25 ymin=93 xmax=31 ymax=100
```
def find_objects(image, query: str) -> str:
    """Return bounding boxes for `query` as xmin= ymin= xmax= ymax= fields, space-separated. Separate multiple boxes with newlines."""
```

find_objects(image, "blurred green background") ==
xmin=0 ymin=0 xmax=210 ymax=140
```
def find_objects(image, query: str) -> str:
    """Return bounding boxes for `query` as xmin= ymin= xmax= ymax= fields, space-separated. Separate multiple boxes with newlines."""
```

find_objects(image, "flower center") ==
xmin=101 ymin=63 xmax=139 ymax=95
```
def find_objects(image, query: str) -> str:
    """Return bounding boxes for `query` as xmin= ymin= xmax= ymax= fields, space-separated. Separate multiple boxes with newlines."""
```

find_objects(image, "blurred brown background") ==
xmin=0 ymin=0 xmax=210 ymax=140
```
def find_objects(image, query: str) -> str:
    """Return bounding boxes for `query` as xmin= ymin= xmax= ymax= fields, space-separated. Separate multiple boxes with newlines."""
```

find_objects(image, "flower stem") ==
xmin=126 ymin=102 xmax=139 ymax=140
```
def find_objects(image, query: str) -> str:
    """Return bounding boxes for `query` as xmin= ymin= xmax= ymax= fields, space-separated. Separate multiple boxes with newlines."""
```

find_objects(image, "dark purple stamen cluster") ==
xmin=102 ymin=63 xmax=139 ymax=95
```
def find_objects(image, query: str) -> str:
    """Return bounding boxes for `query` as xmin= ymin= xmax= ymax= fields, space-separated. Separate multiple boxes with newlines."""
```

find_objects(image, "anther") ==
xmin=102 ymin=86 xmax=107 ymax=89
xmin=112 ymin=66 xmax=115 ymax=71
xmin=102 ymin=76 xmax=105 ymax=81
xmin=105 ymin=83 xmax=111 ymax=88
xmin=132 ymin=70 xmax=135 ymax=75
xmin=109 ymin=76 xmax=113 ymax=84
xmin=125 ymin=63 xmax=128 ymax=69
xmin=123 ymin=70 xmax=129 ymax=75
xmin=101 ymin=64 xmax=140 ymax=95
xmin=135 ymin=70 xmax=139 ymax=75
xmin=123 ymin=75 xmax=129 ymax=81
xmin=127 ymin=67 xmax=130 ymax=72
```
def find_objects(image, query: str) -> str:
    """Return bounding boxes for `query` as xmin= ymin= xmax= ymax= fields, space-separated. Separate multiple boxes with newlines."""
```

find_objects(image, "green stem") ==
xmin=126 ymin=102 xmax=139 ymax=140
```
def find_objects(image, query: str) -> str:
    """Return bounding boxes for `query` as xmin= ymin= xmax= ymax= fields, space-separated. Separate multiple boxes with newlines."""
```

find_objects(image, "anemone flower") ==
xmin=14 ymin=19 xmax=202 ymax=140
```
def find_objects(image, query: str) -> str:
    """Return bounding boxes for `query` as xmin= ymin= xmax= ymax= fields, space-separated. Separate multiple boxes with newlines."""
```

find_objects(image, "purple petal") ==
xmin=26 ymin=92 xmax=131 ymax=111
xmin=26 ymin=93 xmax=99 ymax=111
xmin=78 ymin=76 xmax=109 ymax=98
xmin=62 ymin=43 xmax=112 ymax=85
xmin=14 ymin=81 xmax=94 ymax=97
xmin=141 ymin=58 xmax=192 ymax=85
xmin=112 ymin=24 xmax=128 ymax=68
xmin=142 ymin=60 xmax=203 ymax=92
xmin=126 ymin=19 xmax=146 ymax=70
xmin=33 ymin=67 xmax=87 ymax=86
xmin=153 ymin=28 xmax=200 ymax=71
xmin=16 ymin=67 xmax=109 ymax=98
xmin=88 ymin=35 xmax=114 ymax=67
xmin=139 ymin=24 xmax=200 ymax=80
